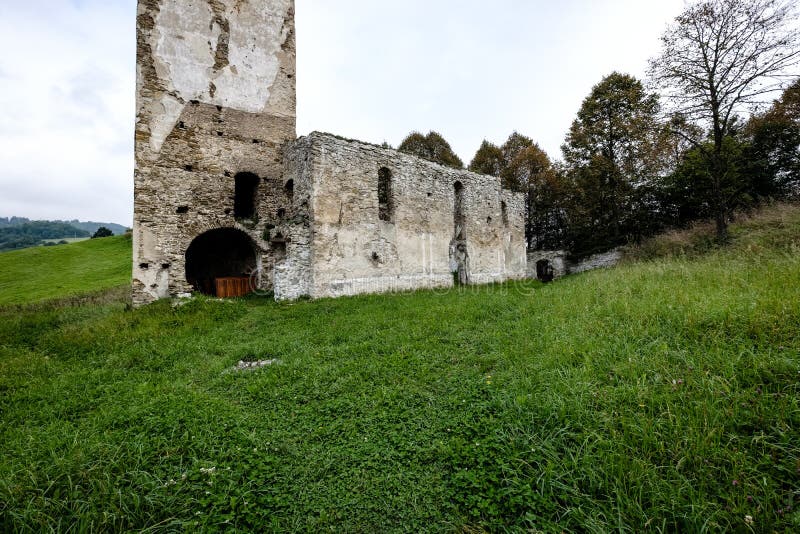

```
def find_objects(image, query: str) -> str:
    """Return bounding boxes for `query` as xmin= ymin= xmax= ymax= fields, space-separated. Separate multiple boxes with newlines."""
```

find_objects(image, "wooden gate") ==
xmin=215 ymin=277 xmax=252 ymax=298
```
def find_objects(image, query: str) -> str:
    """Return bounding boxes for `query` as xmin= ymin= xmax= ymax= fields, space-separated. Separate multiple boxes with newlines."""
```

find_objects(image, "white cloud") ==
xmin=0 ymin=0 xmax=684 ymax=225
xmin=0 ymin=0 xmax=135 ymax=225
xmin=297 ymin=0 xmax=685 ymax=162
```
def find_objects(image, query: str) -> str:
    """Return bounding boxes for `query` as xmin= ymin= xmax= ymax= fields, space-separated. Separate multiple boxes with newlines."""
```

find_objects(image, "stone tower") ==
xmin=132 ymin=0 xmax=296 ymax=305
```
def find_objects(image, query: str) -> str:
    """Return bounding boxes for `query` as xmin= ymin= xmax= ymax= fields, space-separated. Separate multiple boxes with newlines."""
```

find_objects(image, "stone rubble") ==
xmin=233 ymin=359 xmax=280 ymax=371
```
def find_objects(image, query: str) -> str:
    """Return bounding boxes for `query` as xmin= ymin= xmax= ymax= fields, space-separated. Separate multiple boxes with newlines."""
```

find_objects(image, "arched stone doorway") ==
xmin=185 ymin=228 xmax=258 ymax=296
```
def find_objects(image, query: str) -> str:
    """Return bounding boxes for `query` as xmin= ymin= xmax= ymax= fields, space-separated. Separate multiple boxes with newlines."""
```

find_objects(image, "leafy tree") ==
xmin=661 ymin=134 xmax=752 ymax=225
xmin=92 ymin=227 xmax=113 ymax=239
xmin=398 ymin=131 xmax=464 ymax=169
xmin=745 ymin=78 xmax=800 ymax=197
xmin=648 ymin=0 xmax=800 ymax=240
xmin=0 ymin=216 xmax=32 ymax=228
xmin=499 ymin=132 xmax=535 ymax=191
xmin=500 ymin=132 xmax=534 ymax=162
xmin=468 ymin=140 xmax=504 ymax=177
xmin=469 ymin=133 xmax=568 ymax=249
xmin=561 ymin=72 xmax=666 ymax=255
xmin=504 ymin=144 xmax=552 ymax=190
xmin=516 ymin=150 xmax=568 ymax=250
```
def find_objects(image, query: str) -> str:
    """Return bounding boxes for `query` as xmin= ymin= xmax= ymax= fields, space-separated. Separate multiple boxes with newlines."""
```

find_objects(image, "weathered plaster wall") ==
xmin=133 ymin=0 xmax=295 ymax=305
xmin=137 ymin=0 xmax=295 ymax=153
xmin=293 ymin=133 xmax=527 ymax=299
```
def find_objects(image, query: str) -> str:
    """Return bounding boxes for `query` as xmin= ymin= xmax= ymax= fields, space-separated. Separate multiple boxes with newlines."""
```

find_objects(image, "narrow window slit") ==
xmin=378 ymin=167 xmax=394 ymax=223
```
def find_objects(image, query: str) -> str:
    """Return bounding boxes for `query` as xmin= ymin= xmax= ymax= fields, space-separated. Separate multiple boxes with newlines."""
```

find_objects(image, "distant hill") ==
xmin=60 ymin=220 xmax=130 ymax=236
xmin=0 ymin=217 xmax=129 ymax=252
xmin=0 ymin=222 xmax=91 ymax=252
xmin=0 ymin=217 xmax=128 ymax=237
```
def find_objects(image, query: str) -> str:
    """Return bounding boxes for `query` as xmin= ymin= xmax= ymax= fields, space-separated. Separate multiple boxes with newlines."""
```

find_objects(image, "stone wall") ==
xmin=287 ymin=133 xmax=527 ymax=300
xmin=525 ymin=248 xmax=623 ymax=282
xmin=133 ymin=0 xmax=296 ymax=305
xmin=526 ymin=250 xmax=568 ymax=280
xmin=272 ymin=136 xmax=313 ymax=300
xmin=568 ymin=248 xmax=623 ymax=274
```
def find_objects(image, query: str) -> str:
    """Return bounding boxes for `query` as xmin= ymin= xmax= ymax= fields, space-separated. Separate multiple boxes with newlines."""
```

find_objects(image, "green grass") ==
xmin=1 ymin=210 xmax=799 ymax=531
xmin=0 ymin=234 xmax=131 ymax=306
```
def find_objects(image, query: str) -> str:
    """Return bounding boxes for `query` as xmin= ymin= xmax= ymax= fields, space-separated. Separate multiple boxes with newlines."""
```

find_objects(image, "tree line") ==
xmin=0 ymin=222 xmax=91 ymax=252
xmin=0 ymin=222 xmax=116 ymax=252
xmin=396 ymin=0 xmax=799 ymax=259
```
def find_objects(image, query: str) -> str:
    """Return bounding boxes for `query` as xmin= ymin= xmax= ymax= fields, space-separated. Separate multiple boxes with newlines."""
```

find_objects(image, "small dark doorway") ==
xmin=234 ymin=172 xmax=260 ymax=219
xmin=185 ymin=228 xmax=258 ymax=296
xmin=536 ymin=259 xmax=554 ymax=283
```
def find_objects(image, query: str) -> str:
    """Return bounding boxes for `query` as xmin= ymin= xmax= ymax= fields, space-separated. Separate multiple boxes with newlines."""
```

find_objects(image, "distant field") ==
xmin=39 ymin=237 xmax=91 ymax=245
xmin=0 ymin=206 xmax=799 ymax=531
xmin=0 ymin=234 xmax=131 ymax=306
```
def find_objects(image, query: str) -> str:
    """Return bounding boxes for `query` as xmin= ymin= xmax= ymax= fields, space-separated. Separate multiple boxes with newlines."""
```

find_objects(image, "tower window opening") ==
xmin=234 ymin=172 xmax=260 ymax=219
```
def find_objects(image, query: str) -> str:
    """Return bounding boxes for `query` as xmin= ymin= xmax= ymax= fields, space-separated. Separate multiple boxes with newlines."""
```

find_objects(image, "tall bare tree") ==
xmin=648 ymin=0 xmax=800 ymax=240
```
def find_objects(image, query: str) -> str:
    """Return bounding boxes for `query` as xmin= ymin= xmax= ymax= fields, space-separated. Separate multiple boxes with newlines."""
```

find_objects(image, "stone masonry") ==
xmin=132 ymin=0 xmax=527 ymax=305
xmin=276 ymin=133 xmax=527 ymax=300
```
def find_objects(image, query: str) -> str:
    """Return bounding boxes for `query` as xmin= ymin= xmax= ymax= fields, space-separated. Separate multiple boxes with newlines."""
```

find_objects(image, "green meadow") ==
xmin=0 ymin=234 xmax=131 ymax=306
xmin=1 ymin=207 xmax=798 ymax=532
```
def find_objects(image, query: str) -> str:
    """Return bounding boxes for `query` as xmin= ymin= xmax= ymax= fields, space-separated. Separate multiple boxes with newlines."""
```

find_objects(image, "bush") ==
xmin=92 ymin=227 xmax=113 ymax=239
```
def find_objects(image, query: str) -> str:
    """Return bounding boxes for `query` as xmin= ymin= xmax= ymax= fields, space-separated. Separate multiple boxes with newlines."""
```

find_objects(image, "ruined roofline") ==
xmin=299 ymin=131 xmax=519 ymax=193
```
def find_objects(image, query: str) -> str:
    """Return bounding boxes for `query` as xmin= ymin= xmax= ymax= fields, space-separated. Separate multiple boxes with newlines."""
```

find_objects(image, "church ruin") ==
xmin=132 ymin=0 xmax=527 ymax=305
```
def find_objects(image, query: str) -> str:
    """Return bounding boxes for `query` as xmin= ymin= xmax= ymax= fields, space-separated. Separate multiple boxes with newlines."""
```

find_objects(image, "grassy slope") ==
xmin=625 ymin=202 xmax=800 ymax=261
xmin=0 ymin=208 xmax=799 ymax=531
xmin=0 ymin=234 xmax=131 ymax=305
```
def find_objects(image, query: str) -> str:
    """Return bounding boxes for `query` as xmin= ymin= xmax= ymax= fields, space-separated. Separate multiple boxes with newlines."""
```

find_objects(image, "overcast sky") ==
xmin=0 ymin=0 xmax=685 ymax=226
